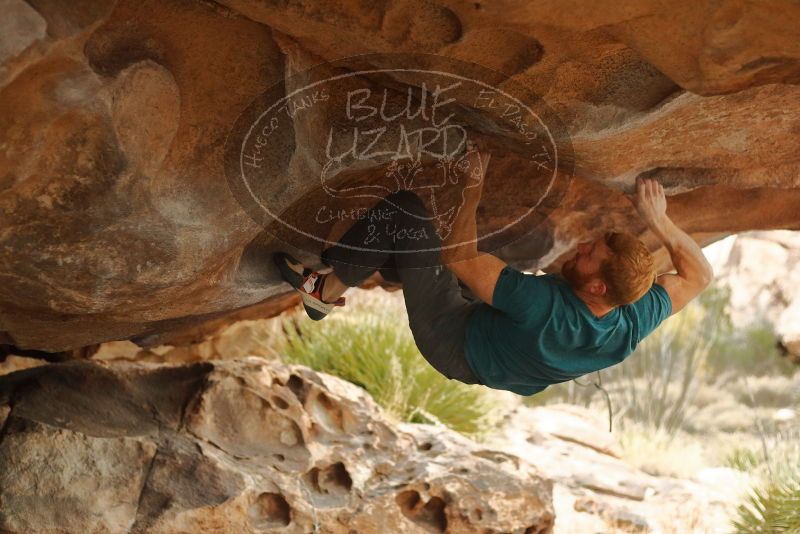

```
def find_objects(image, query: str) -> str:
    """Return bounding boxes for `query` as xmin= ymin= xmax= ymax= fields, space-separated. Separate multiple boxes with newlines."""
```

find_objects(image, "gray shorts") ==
xmin=385 ymin=261 xmax=482 ymax=384
xmin=320 ymin=191 xmax=483 ymax=385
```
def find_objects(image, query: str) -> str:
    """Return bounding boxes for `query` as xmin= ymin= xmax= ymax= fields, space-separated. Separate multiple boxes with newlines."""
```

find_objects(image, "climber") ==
xmin=274 ymin=142 xmax=715 ymax=395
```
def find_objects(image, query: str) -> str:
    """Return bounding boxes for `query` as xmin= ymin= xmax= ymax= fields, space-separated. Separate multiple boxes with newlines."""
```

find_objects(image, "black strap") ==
xmin=572 ymin=370 xmax=613 ymax=432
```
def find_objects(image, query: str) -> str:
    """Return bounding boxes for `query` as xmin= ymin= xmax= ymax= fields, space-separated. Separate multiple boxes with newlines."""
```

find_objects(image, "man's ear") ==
xmin=588 ymin=279 xmax=607 ymax=297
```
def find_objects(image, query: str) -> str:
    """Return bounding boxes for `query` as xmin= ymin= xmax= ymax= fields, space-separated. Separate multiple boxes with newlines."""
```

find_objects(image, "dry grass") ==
xmin=613 ymin=418 xmax=711 ymax=479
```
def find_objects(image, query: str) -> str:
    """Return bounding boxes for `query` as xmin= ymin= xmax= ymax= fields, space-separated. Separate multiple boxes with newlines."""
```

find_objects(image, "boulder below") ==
xmin=0 ymin=356 xmax=755 ymax=533
xmin=0 ymin=358 xmax=554 ymax=534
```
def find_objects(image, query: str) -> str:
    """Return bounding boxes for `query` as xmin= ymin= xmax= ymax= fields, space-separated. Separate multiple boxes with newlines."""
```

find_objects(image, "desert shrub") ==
xmin=688 ymin=371 xmax=799 ymax=434
xmin=688 ymin=398 xmax=757 ymax=434
xmin=615 ymin=418 xmax=709 ymax=478
xmin=688 ymin=375 xmax=739 ymax=410
xmin=729 ymin=374 xmax=800 ymax=408
xmin=701 ymin=282 xmax=796 ymax=378
xmin=274 ymin=289 xmax=512 ymax=441
xmin=730 ymin=472 xmax=800 ymax=533
xmin=725 ymin=447 xmax=764 ymax=473
xmin=716 ymin=322 xmax=797 ymax=378
xmin=728 ymin=419 xmax=800 ymax=533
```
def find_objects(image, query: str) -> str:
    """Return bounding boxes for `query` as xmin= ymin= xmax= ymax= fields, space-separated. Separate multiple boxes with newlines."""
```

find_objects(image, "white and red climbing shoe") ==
xmin=273 ymin=252 xmax=346 ymax=321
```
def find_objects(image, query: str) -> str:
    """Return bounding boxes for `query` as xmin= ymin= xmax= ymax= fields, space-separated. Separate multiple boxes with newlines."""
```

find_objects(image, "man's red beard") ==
xmin=561 ymin=257 xmax=594 ymax=290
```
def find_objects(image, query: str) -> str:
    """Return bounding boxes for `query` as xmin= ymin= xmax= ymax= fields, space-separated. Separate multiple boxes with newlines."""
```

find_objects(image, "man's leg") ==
xmin=280 ymin=192 xmax=417 ymax=303
xmin=320 ymin=191 xmax=434 ymax=285
xmin=322 ymin=190 xmax=481 ymax=384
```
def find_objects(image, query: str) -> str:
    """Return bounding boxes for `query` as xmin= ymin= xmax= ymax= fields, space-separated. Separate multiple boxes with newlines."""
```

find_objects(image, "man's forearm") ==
xmin=440 ymin=203 xmax=479 ymax=264
xmin=648 ymin=214 xmax=714 ymax=284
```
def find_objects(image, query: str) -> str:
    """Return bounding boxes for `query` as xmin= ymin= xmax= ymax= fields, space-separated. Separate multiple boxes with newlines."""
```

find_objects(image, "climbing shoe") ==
xmin=273 ymin=252 xmax=346 ymax=321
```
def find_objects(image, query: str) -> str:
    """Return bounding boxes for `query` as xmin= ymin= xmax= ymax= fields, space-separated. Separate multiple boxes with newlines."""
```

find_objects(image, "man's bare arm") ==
xmin=440 ymin=140 xmax=507 ymax=305
xmin=627 ymin=176 xmax=714 ymax=315
xmin=446 ymin=253 xmax=507 ymax=306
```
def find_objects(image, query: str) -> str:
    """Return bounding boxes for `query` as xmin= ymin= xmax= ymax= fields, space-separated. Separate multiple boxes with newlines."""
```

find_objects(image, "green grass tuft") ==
xmin=274 ymin=290 xmax=511 ymax=441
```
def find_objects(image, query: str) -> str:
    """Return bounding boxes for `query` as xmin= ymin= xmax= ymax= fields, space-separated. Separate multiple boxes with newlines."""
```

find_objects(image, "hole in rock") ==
xmin=287 ymin=374 xmax=307 ymax=403
xmin=525 ymin=519 xmax=554 ymax=534
xmin=418 ymin=442 xmax=433 ymax=451
xmin=323 ymin=462 xmax=353 ymax=492
xmin=396 ymin=490 xmax=448 ymax=533
xmin=248 ymin=492 xmax=291 ymax=528
xmin=304 ymin=461 xmax=353 ymax=495
xmin=84 ymin=29 xmax=167 ymax=77
xmin=271 ymin=396 xmax=289 ymax=409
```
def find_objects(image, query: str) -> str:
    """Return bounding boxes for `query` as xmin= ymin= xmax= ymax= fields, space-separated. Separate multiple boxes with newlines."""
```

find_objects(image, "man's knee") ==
xmin=383 ymin=190 xmax=427 ymax=217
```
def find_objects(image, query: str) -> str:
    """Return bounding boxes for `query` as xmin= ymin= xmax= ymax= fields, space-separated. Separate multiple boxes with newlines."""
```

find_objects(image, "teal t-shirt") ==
xmin=464 ymin=266 xmax=673 ymax=396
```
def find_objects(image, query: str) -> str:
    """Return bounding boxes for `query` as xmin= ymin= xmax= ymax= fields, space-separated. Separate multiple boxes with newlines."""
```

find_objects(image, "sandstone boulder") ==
xmin=485 ymin=404 xmax=753 ymax=533
xmin=0 ymin=358 xmax=554 ymax=533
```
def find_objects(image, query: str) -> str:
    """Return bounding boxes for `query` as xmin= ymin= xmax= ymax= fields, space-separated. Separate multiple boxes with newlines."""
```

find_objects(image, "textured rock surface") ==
xmin=707 ymin=230 xmax=800 ymax=361
xmin=0 ymin=357 xmax=753 ymax=533
xmin=485 ymin=404 xmax=753 ymax=534
xmin=0 ymin=358 xmax=554 ymax=533
xmin=2 ymin=0 xmax=800 ymax=350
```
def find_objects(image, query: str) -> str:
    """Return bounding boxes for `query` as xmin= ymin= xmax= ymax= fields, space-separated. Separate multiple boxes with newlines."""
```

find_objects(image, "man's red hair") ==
xmin=600 ymin=232 xmax=657 ymax=307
